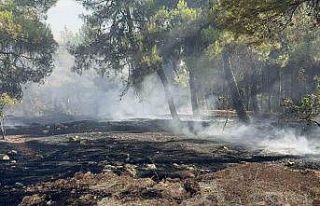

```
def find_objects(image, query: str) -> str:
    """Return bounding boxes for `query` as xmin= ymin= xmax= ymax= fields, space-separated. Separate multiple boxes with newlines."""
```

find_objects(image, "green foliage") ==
xmin=72 ymin=0 xmax=207 ymax=93
xmin=211 ymin=0 xmax=320 ymax=62
xmin=141 ymin=46 xmax=162 ymax=69
xmin=0 ymin=1 xmax=20 ymax=37
xmin=14 ymin=0 xmax=57 ymax=12
xmin=72 ymin=0 xmax=150 ymax=75
xmin=213 ymin=0 xmax=319 ymax=42
xmin=201 ymin=27 xmax=220 ymax=46
xmin=0 ymin=0 xmax=57 ymax=99
xmin=293 ymin=77 xmax=320 ymax=120
xmin=0 ymin=93 xmax=15 ymax=117
xmin=147 ymin=0 xmax=199 ymax=35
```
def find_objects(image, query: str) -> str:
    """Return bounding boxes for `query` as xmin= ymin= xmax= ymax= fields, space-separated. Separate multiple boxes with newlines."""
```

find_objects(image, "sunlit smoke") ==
xmin=199 ymin=123 xmax=320 ymax=156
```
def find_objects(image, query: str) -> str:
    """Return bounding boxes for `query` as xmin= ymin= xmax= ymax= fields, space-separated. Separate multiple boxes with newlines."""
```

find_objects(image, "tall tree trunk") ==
xmin=222 ymin=52 xmax=250 ymax=124
xmin=247 ymin=51 xmax=260 ymax=115
xmin=0 ymin=118 xmax=5 ymax=140
xmin=245 ymin=84 xmax=250 ymax=111
xmin=189 ymin=69 xmax=200 ymax=116
xmin=157 ymin=68 xmax=180 ymax=121
xmin=250 ymin=70 xmax=260 ymax=115
xmin=251 ymin=82 xmax=260 ymax=115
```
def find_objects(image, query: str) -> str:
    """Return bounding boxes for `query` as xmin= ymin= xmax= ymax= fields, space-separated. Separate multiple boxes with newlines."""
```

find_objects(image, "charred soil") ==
xmin=0 ymin=120 xmax=319 ymax=206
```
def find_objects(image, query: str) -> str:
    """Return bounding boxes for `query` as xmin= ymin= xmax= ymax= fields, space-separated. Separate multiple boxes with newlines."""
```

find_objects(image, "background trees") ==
xmin=211 ymin=0 xmax=320 ymax=121
xmin=70 ymin=0 xmax=320 ymax=123
xmin=1 ymin=0 xmax=316 ymax=124
xmin=71 ymin=0 xmax=209 ymax=121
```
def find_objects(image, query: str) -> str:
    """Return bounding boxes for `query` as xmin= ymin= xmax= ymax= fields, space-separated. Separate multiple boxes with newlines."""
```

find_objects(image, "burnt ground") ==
xmin=0 ymin=120 xmax=320 ymax=205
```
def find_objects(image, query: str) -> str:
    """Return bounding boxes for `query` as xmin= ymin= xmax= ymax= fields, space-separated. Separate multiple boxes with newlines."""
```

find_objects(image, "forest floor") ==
xmin=0 ymin=120 xmax=320 ymax=206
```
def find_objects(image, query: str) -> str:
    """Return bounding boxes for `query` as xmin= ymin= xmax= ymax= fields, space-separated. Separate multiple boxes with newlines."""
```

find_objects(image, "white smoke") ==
xmin=199 ymin=122 xmax=320 ymax=156
xmin=9 ymin=45 xmax=191 ymax=121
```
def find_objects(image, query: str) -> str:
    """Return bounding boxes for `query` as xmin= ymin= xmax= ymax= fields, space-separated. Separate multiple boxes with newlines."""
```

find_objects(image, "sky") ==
xmin=47 ymin=0 xmax=84 ymax=41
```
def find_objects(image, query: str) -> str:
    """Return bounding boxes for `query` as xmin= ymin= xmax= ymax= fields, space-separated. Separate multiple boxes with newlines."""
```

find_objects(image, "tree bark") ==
xmin=250 ymin=70 xmax=260 ymax=115
xmin=251 ymin=82 xmax=260 ymax=115
xmin=0 ymin=118 xmax=5 ymax=140
xmin=157 ymin=68 xmax=180 ymax=121
xmin=222 ymin=52 xmax=250 ymax=124
xmin=189 ymin=69 xmax=200 ymax=116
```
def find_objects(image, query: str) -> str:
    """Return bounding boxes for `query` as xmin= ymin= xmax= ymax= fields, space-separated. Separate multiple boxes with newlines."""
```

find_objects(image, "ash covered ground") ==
xmin=0 ymin=119 xmax=320 ymax=206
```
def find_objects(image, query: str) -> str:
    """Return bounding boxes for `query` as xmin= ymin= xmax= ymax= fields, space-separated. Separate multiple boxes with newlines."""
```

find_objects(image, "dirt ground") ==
xmin=0 ymin=123 xmax=320 ymax=206
xmin=18 ymin=163 xmax=320 ymax=206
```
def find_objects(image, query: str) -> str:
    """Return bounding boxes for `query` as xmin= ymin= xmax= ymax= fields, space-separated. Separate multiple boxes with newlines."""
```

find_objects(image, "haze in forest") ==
xmin=1 ymin=0 xmax=320 ymax=156
xmin=11 ymin=0 xmax=186 ymax=120
xmin=47 ymin=0 xmax=84 ymax=41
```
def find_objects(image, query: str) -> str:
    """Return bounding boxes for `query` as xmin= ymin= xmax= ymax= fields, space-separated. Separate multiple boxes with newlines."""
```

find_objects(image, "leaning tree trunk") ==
xmin=189 ymin=69 xmax=200 ymax=116
xmin=157 ymin=68 xmax=180 ymax=121
xmin=222 ymin=52 xmax=250 ymax=124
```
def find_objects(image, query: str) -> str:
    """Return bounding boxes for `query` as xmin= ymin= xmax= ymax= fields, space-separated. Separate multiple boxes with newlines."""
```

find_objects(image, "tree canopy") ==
xmin=0 ymin=0 xmax=57 ymax=99
xmin=71 ymin=0 xmax=210 ymax=89
xmin=214 ymin=0 xmax=319 ymax=41
xmin=69 ymin=0 xmax=320 ymax=122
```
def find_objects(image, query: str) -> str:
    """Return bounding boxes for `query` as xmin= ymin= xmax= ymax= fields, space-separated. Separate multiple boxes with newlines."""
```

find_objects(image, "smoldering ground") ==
xmin=195 ymin=122 xmax=320 ymax=156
